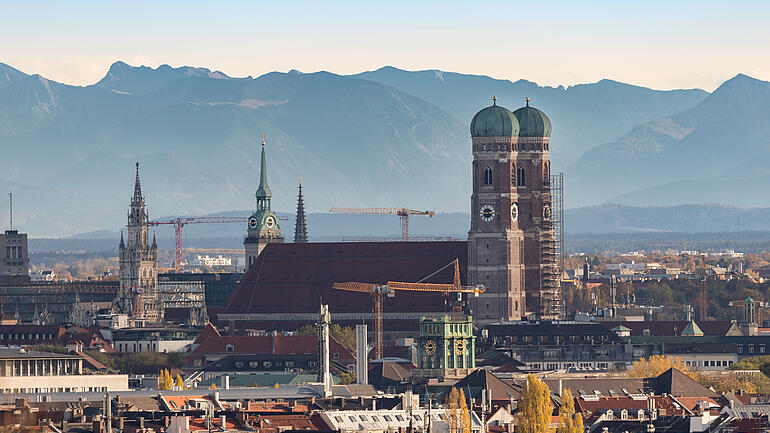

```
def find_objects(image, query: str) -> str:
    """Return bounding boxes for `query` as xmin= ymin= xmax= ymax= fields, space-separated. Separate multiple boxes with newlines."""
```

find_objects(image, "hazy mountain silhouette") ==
xmin=569 ymin=74 xmax=770 ymax=207
xmin=352 ymin=66 xmax=708 ymax=169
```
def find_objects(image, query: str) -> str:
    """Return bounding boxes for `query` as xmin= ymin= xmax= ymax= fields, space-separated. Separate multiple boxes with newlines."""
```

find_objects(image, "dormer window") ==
xmin=225 ymin=344 xmax=234 ymax=353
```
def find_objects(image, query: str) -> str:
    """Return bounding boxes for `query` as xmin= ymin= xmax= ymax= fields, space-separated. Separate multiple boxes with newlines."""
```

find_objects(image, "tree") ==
xmin=445 ymin=387 xmax=460 ymax=433
xmin=557 ymin=389 xmax=583 ymax=433
xmin=458 ymin=388 xmax=471 ymax=433
xmin=210 ymin=382 xmax=217 ymax=390
xmin=627 ymin=355 xmax=691 ymax=378
xmin=175 ymin=374 xmax=185 ymax=390
xmin=516 ymin=374 xmax=554 ymax=433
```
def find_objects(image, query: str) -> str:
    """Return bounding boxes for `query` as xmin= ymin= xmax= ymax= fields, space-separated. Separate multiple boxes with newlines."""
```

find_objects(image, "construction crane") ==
xmin=332 ymin=259 xmax=484 ymax=359
xmin=329 ymin=208 xmax=436 ymax=241
xmin=149 ymin=217 xmax=248 ymax=270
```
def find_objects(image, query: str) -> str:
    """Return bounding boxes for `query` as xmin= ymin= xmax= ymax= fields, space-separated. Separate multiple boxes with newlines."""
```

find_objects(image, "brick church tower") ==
xmin=118 ymin=163 xmax=161 ymax=324
xmin=468 ymin=98 xmax=561 ymax=322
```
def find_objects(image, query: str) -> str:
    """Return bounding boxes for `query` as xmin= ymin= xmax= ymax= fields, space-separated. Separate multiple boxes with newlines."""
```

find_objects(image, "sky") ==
xmin=2 ymin=1 xmax=770 ymax=91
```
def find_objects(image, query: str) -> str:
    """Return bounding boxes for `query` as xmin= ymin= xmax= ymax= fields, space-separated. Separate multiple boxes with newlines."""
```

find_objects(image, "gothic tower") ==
xmin=244 ymin=136 xmax=284 ymax=268
xmin=512 ymin=98 xmax=561 ymax=319
xmin=467 ymin=97 xmax=526 ymax=323
xmin=294 ymin=179 xmax=308 ymax=243
xmin=119 ymin=163 xmax=161 ymax=323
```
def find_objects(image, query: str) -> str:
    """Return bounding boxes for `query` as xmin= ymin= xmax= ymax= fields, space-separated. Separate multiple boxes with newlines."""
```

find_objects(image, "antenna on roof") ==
xmin=8 ymin=193 xmax=12 ymax=230
xmin=525 ymin=97 xmax=530 ymax=107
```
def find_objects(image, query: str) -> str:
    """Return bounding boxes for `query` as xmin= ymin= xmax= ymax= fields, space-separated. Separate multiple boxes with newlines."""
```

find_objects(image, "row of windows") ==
xmin=503 ymin=334 xmax=610 ymax=343
xmin=737 ymin=344 xmax=765 ymax=354
xmin=481 ymin=164 xmax=549 ymax=187
xmin=684 ymin=360 xmax=733 ymax=367
xmin=528 ymin=362 xmax=610 ymax=370
xmin=477 ymin=142 xmax=550 ymax=152
xmin=2 ymin=386 xmax=107 ymax=394
xmin=0 ymin=333 xmax=55 ymax=340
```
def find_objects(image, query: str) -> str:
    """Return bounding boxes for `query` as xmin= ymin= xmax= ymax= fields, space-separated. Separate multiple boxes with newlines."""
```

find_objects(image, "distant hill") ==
xmin=0 ymin=62 xmax=468 ymax=237
xmin=352 ymin=66 xmax=708 ymax=168
xmin=568 ymin=74 xmax=770 ymax=207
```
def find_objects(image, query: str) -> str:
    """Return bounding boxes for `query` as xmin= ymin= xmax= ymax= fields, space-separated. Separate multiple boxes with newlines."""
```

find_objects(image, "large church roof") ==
xmin=220 ymin=241 xmax=468 ymax=324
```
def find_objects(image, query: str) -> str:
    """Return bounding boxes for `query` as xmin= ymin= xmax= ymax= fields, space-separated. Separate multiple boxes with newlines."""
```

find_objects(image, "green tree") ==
xmin=516 ymin=374 xmax=554 ymax=433
xmin=557 ymin=389 xmax=583 ymax=433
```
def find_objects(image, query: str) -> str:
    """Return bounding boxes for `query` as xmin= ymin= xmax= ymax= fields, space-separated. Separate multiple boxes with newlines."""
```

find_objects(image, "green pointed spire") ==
xmin=255 ymin=134 xmax=272 ymax=210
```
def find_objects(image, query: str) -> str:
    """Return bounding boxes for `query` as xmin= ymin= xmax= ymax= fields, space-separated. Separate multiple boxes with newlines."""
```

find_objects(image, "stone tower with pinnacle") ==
xmin=294 ymin=179 xmax=308 ymax=243
xmin=244 ymin=135 xmax=284 ymax=268
xmin=119 ymin=163 xmax=161 ymax=324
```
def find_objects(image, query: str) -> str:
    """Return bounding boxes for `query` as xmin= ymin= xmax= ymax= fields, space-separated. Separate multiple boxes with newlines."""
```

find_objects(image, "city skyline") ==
xmin=3 ymin=1 xmax=770 ymax=91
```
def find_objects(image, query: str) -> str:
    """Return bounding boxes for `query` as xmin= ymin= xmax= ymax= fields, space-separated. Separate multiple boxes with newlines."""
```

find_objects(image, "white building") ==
xmin=319 ymin=408 xmax=482 ymax=433
xmin=0 ymin=348 xmax=128 ymax=394
xmin=111 ymin=327 xmax=197 ymax=353
xmin=191 ymin=255 xmax=232 ymax=267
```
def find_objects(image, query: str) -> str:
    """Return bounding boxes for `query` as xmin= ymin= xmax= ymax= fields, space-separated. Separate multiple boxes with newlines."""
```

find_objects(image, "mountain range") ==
xmin=0 ymin=60 xmax=768 ymax=237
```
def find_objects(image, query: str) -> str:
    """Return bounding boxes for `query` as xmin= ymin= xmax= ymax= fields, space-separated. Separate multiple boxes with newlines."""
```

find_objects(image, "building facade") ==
xmin=413 ymin=315 xmax=475 ymax=381
xmin=0 ymin=229 xmax=29 ymax=277
xmin=0 ymin=348 xmax=128 ymax=393
xmin=244 ymin=137 xmax=283 ymax=268
xmin=467 ymin=97 xmax=560 ymax=322
xmin=118 ymin=163 xmax=161 ymax=323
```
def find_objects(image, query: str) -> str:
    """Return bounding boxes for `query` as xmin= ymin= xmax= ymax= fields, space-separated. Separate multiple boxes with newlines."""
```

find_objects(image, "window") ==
xmin=249 ymin=361 xmax=258 ymax=368
xmin=359 ymin=416 xmax=368 ymax=421
xmin=517 ymin=167 xmax=526 ymax=187
xmin=348 ymin=416 xmax=357 ymax=422
xmin=750 ymin=345 xmax=755 ymax=353
xmin=235 ymin=361 xmax=244 ymax=368
xmin=606 ymin=410 xmax=614 ymax=420
xmin=333 ymin=352 xmax=340 ymax=359
xmin=264 ymin=361 xmax=272 ymax=368
xmin=395 ymin=415 xmax=405 ymax=421
xmin=761 ymin=345 xmax=766 ymax=353
xmin=737 ymin=345 xmax=743 ymax=353
xmin=194 ymin=359 xmax=202 ymax=367
xmin=286 ymin=361 xmax=294 ymax=367
xmin=226 ymin=344 xmax=234 ymax=353
xmin=621 ymin=410 xmax=628 ymax=420
xmin=414 ymin=415 xmax=422 ymax=421
xmin=483 ymin=167 xmax=493 ymax=185
xmin=383 ymin=416 xmax=392 ymax=422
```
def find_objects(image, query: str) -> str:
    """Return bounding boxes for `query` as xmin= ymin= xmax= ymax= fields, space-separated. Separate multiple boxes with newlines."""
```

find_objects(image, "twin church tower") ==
xmin=119 ymin=98 xmax=560 ymax=323
xmin=468 ymin=97 xmax=561 ymax=321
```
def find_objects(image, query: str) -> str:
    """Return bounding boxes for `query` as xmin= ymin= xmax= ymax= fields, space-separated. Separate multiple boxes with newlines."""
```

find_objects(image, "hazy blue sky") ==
xmin=2 ymin=1 xmax=769 ymax=91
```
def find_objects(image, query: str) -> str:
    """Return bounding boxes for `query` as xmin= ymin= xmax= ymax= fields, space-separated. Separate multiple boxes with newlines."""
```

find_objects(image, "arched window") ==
xmin=511 ymin=163 xmax=516 ymax=185
xmin=483 ymin=167 xmax=493 ymax=185
xmin=517 ymin=167 xmax=526 ymax=187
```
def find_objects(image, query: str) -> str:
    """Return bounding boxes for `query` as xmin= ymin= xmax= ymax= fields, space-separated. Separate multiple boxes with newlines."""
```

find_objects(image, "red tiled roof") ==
xmin=221 ymin=242 xmax=467 ymax=320
xmin=187 ymin=326 xmax=355 ymax=366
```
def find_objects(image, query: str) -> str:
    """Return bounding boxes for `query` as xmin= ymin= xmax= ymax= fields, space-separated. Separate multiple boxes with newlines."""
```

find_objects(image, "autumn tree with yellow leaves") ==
xmin=516 ymin=374 xmax=554 ymax=433
xmin=557 ymin=389 xmax=583 ymax=433
xmin=627 ymin=355 xmax=691 ymax=378
xmin=175 ymin=373 xmax=185 ymax=390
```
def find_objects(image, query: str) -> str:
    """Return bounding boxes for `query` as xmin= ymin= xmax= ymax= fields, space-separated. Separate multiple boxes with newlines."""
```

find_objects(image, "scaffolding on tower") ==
xmin=539 ymin=173 xmax=564 ymax=320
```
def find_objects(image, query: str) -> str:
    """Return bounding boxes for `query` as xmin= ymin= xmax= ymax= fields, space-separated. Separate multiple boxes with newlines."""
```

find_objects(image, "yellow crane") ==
xmin=329 ymin=207 xmax=436 ymax=241
xmin=332 ymin=259 xmax=484 ymax=359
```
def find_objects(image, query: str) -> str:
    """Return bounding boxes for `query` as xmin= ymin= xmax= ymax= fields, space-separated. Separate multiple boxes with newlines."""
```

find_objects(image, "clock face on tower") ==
xmin=248 ymin=216 xmax=258 ymax=229
xmin=480 ymin=205 xmax=496 ymax=222
xmin=511 ymin=203 xmax=519 ymax=222
xmin=265 ymin=216 xmax=276 ymax=228
xmin=424 ymin=340 xmax=436 ymax=355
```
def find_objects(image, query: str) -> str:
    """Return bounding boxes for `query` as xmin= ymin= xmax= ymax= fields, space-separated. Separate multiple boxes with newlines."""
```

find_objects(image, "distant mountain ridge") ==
xmin=352 ymin=66 xmax=708 ymax=168
xmin=2 ymin=60 xmax=761 ymax=238
xmin=568 ymin=73 xmax=770 ymax=207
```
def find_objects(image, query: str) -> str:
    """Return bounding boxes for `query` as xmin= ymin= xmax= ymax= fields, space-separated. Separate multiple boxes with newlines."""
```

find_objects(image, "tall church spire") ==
xmin=255 ymin=135 xmax=273 ymax=212
xmin=133 ymin=162 xmax=143 ymax=203
xmin=294 ymin=179 xmax=308 ymax=243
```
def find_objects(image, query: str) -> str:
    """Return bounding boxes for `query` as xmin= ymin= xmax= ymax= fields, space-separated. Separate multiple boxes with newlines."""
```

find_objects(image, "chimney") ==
xmin=221 ymin=375 xmax=230 ymax=390
xmin=558 ymin=379 xmax=563 ymax=396
xmin=138 ymin=417 xmax=145 ymax=429
xmin=220 ymin=415 xmax=226 ymax=429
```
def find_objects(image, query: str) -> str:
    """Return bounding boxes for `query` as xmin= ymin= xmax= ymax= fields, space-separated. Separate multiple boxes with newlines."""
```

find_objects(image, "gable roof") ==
xmin=368 ymin=362 xmax=411 ymax=388
xmin=454 ymin=369 xmax=522 ymax=400
xmin=647 ymin=368 xmax=719 ymax=398
xmin=220 ymin=242 xmax=467 ymax=320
